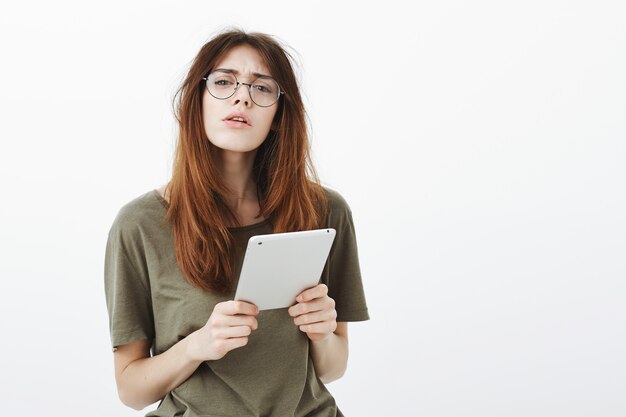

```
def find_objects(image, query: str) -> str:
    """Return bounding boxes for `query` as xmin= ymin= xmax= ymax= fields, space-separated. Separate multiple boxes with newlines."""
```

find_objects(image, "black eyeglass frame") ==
xmin=202 ymin=72 xmax=284 ymax=108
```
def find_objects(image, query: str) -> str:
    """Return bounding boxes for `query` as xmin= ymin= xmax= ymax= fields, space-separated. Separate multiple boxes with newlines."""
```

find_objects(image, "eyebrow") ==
xmin=213 ymin=68 xmax=273 ymax=79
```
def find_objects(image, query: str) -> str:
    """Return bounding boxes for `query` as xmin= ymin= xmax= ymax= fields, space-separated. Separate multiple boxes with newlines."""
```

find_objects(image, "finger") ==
xmin=296 ymin=284 xmax=328 ymax=303
xmin=293 ymin=308 xmax=337 ymax=326
xmin=289 ymin=296 xmax=334 ymax=317
xmin=215 ymin=336 xmax=249 ymax=355
xmin=219 ymin=315 xmax=258 ymax=330
xmin=305 ymin=332 xmax=332 ymax=342
xmin=299 ymin=320 xmax=337 ymax=335
xmin=288 ymin=297 xmax=324 ymax=317
xmin=218 ymin=325 xmax=254 ymax=339
xmin=217 ymin=300 xmax=259 ymax=316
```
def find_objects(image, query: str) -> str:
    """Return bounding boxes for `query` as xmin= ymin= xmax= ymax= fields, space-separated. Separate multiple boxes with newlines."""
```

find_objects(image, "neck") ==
xmin=216 ymin=148 xmax=258 ymax=200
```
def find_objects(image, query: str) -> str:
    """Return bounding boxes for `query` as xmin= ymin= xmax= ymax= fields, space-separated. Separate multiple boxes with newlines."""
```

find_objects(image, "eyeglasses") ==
xmin=203 ymin=70 xmax=284 ymax=107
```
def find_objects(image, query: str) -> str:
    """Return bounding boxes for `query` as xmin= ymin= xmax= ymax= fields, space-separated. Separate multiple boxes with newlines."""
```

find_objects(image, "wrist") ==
xmin=183 ymin=331 xmax=202 ymax=363
xmin=310 ymin=331 xmax=334 ymax=346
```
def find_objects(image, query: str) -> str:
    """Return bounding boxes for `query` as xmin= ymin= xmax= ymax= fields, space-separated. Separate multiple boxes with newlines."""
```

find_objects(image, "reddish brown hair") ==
xmin=165 ymin=29 xmax=327 ymax=294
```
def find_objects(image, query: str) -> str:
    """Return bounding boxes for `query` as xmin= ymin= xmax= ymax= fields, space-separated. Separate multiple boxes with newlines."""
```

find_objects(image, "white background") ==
xmin=0 ymin=1 xmax=625 ymax=416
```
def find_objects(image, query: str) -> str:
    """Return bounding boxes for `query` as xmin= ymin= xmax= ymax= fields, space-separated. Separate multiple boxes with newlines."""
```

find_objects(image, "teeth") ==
xmin=232 ymin=117 xmax=245 ymax=122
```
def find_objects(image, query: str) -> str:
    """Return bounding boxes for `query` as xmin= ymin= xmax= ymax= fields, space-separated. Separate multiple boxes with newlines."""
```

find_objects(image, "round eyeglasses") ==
xmin=203 ymin=70 xmax=284 ymax=107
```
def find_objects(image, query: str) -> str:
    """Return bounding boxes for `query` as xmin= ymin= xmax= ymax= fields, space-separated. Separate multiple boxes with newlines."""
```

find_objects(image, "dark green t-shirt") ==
xmin=104 ymin=187 xmax=369 ymax=417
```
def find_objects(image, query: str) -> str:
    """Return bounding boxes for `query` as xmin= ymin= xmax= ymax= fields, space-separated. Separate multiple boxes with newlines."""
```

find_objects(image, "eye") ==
xmin=209 ymin=72 xmax=237 ymax=88
xmin=252 ymin=78 xmax=277 ymax=95
xmin=214 ymin=78 xmax=235 ymax=86
xmin=253 ymin=84 xmax=273 ymax=94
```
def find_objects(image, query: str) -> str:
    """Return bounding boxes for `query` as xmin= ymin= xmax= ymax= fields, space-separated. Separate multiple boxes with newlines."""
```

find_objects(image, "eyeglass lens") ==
xmin=206 ymin=71 xmax=281 ymax=107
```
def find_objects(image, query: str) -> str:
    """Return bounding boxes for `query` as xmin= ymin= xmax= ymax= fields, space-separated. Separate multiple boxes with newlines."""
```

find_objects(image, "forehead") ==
xmin=214 ymin=44 xmax=271 ymax=78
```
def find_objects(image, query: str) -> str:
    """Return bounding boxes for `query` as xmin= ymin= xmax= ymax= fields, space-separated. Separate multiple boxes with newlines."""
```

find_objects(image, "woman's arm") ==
xmin=309 ymin=322 xmax=349 ymax=383
xmin=114 ymin=301 xmax=259 ymax=410
xmin=114 ymin=337 xmax=201 ymax=410
xmin=289 ymin=284 xmax=349 ymax=383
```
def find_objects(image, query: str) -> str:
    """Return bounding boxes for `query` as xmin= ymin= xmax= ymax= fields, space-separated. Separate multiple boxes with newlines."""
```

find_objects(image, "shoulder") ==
xmin=322 ymin=186 xmax=353 ymax=215
xmin=108 ymin=189 xmax=165 ymax=239
xmin=321 ymin=186 xmax=356 ymax=230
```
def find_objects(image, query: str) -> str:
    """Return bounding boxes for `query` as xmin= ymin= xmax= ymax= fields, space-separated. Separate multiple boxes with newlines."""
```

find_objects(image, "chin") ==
xmin=208 ymin=134 xmax=266 ymax=154
xmin=209 ymin=140 xmax=263 ymax=154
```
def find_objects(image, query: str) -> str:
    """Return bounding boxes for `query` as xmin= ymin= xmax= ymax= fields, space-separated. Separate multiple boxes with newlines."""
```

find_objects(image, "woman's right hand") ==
xmin=113 ymin=301 xmax=259 ymax=409
xmin=186 ymin=300 xmax=259 ymax=361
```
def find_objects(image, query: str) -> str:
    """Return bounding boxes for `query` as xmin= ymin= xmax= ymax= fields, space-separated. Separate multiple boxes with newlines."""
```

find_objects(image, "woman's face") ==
xmin=202 ymin=44 xmax=279 ymax=154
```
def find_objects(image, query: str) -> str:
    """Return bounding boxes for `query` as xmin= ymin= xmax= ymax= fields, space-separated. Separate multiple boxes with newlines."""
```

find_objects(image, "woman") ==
xmin=104 ymin=29 xmax=369 ymax=417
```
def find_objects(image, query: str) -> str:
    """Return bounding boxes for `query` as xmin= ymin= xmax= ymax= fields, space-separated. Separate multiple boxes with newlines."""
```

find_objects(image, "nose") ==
xmin=232 ymin=82 xmax=251 ymax=107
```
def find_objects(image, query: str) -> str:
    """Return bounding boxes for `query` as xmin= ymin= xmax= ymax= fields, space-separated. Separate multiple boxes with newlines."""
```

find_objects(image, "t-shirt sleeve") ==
xmin=321 ymin=190 xmax=370 ymax=322
xmin=104 ymin=207 xmax=155 ymax=350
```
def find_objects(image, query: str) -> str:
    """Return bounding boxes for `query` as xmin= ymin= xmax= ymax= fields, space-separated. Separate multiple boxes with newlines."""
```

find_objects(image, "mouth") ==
xmin=223 ymin=113 xmax=251 ymax=126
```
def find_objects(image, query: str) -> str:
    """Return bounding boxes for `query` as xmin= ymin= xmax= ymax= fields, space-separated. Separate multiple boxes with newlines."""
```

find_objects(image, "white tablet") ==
xmin=234 ymin=228 xmax=336 ymax=310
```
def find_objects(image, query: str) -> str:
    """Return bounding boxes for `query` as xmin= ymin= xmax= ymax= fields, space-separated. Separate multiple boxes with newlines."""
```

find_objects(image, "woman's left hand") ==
xmin=288 ymin=284 xmax=338 ymax=341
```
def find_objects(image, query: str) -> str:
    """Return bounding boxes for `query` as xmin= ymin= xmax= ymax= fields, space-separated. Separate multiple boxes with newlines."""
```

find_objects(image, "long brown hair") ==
xmin=165 ymin=29 xmax=327 ymax=294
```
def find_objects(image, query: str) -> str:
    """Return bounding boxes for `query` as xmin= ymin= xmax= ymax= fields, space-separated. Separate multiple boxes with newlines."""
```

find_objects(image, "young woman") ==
xmin=104 ymin=29 xmax=369 ymax=417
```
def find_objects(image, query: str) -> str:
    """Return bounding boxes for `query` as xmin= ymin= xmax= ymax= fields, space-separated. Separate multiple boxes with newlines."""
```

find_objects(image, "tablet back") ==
xmin=234 ymin=228 xmax=336 ymax=310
